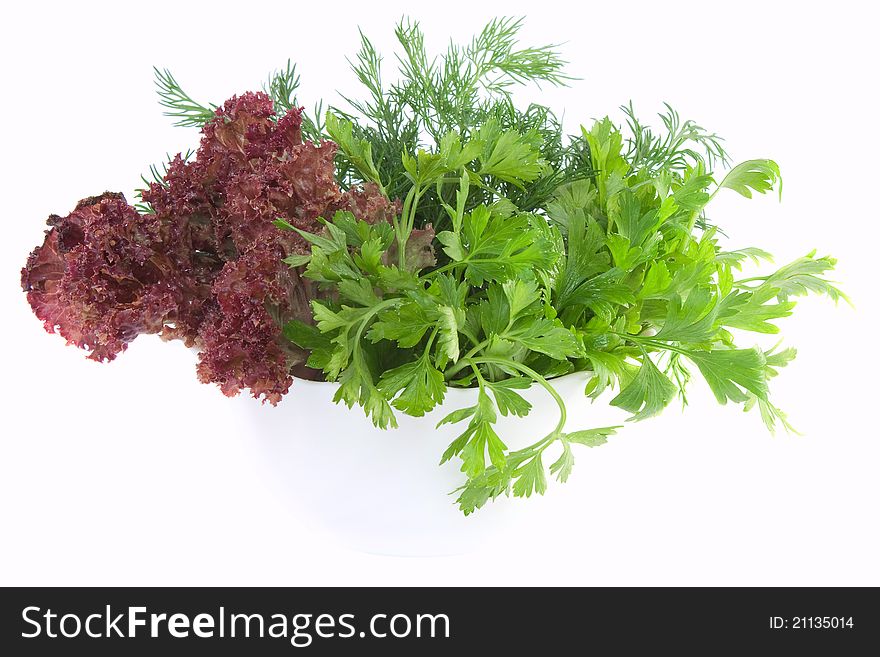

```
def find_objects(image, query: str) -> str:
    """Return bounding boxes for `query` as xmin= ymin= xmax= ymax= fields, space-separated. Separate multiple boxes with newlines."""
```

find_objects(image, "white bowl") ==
xmin=234 ymin=370 xmax=622 ymax=555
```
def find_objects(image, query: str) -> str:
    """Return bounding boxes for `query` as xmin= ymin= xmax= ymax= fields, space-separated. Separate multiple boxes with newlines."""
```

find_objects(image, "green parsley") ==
xmin=159 ymin=18 xmax=846 ymax=515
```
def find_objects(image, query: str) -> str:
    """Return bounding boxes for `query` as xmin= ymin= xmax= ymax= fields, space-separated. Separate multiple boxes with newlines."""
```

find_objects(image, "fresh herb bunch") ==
xmin=135 ymin=17 xmax=847 ymax=513
xmin=275 ymin=118 xmax=844 ymax=512
xmin=24 ymin=17 xmax=846 ymax=515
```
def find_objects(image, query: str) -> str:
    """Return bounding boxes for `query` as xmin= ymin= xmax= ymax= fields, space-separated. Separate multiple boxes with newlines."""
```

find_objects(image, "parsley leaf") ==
xmin=263 ymin=41 xmax=846 ymax=514
xmin=378 ymin=355 xmax=446 ymax=416
xmin=610 ymin=354 xmax=677 ymax=420
xmin=715 ymin=159 xmax=782 ymax=199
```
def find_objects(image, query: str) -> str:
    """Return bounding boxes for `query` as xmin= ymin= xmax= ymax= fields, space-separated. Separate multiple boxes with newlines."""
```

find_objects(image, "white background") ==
xmin=2 ymin=0 xmax=878 ymax=586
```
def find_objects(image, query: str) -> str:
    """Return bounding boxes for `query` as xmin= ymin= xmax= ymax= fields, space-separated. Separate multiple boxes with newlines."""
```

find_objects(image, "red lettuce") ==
xmin=22 ymin=91 xmax=396 ymax=403
xmin=21 ymin=191 xmax=201 ymax=362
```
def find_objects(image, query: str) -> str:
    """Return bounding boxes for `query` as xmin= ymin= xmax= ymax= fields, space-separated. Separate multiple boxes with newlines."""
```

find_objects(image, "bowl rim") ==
xmin=289 ymin=369 xmax=592 ymax=397
xmin=190 ymin=346 xmax=593 ymax=400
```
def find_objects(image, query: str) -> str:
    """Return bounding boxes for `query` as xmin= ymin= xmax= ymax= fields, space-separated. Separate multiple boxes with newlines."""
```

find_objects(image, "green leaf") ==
xmin=463 ymin=204 xmax=491 ymax=244
xmin=337 ymin=278 xmax=381 ymax=307
xmin=685 ymin=348 xmax=768 ymax=404
xmin=378 ymin=357 xmax=446 ymax=416
xmin=584 ymin=349 xmax=636 ymax=399
xmin=547 ymin=179 xmax=598 ymax=234
xmin=283 ymin=321 xmax=334 ymax=372
xmin=436 ymin=230 xmax=466 ymax=261
xmin=437 ymin=305 xmax=462 ymax=364
xmin=653 ymin=288 xmax=718 ymax=343
xmin=456 ymin=387 xmax=506 ymax=476
xmin=556 ymin=269 xmax=635 ymax=316
xmin=455 ymin=207 xmax=556 ymax=285
xmin=290 ymin=224 xmax=347 ymax=254
xmin=663 ymin=233 xmax=719 ymax=296
xmin=332 ymin=211 xmax=394 ymax=248
xmin=611 ymin=189 xmax=659 ymax=246
xmin=325 ymin=112 xmax=385 ymax=192
xmin=356 ymin=238 xmax=386 ymax=274
xmin=751 ymin=252 xmax=848 ymax=303
xmin=640 ymin=261 xmax=672 ymax=298
xmin=367 ymin=301 xmax=432 ymax=348
xmin=476 ymin=121 xmax=547 ymax=185
xmin=583 ymin=118 xmax=628 ymax=205
xmin=300 ymin=238 xmax=361 ymax=284
xmin=451 ymin=170 xmax=470 ymax=234
xmin=486 ymin=377 xmax=532 ymax=417
xmin=502 ymin=278 xmax=541 ymax=321
xmin=566 ymin=426 xmax=619 ymax=447
xmin=764 ymin=343 xmax=797 ymax=377
xmin=620 ymin=102 xmax=728 ymax=176
xmin=273 ymin=218 xmax=297 ymax=231
xmin=747 ymin=396 xmax=797 ymax=435
xmin=455 ymin=477 xmax=500 ymax=516
xmin=323 ymin=334 xmax=351 ymax=380
xmin=479 ymin=284 xmax=510 ymax=336
xmin=715 ymin=247 xmax=774 ymax=268
xmin=440 ymin=432 xmax=472 ymax=466
xmin=553 ymin=211 xmax=609 ymax=305
xmin=716 ymin=159 xmax=782 ymax=199
xmin=428 ymin=273 xmax=468 ymax=308
xmin=743 ymin=344 xmax=798 ymax=433
xmin=717 ymin=264 xmax=734 ymax=297
xmin=439 ymin=131 xmax=482 ymax=169
xmin=672 ymin=166 xmax=713 ymax=211
xmin=549 ymin=441 xmax=575 ymax=483
xmin=438 ymin=380 xmax=507 ymax=478
xmin=333 ymin=356 xmax=398 ymax=429
xmin=512 ymin=454 xmax=547 ymax=498
xmin=153 ymin=67 xmax=217 ymax=128
xmin=549 ymin=426 xmax=619 ymax=486
xmin=718 ymin=289 xmax=795 ymax=334
xmin=402 ymin=148 xmax=451 ymax=185
xmin=282 ymin=253 xmax=311 ymax=267
xmin=282 ymin=320 xmax=330 ymax=350
xmin=606 ymin=233 xmax=654 ymax=271
xmin=511 ymin=318 xmax=583 ymax=361
xmin=485 ymin=425 xmax=508 ymax=471
xmin=311 ymin=301 xmax=350 ymax=333
xmin=376 ymin=265 xmax=421 ymax=292
xmin=610 ymin=355 xmax=677 ymax=420
xmin=436 ymin=405 xmax=477 ymax=429
xmin=460 ymin=424 xmax=496 ymax=476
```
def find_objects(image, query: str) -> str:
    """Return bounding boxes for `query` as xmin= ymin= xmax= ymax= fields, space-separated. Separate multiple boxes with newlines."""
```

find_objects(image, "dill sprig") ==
xmin=622 ymin=101 xmax=729 ymax=176
xmin=333 ymin=17 xmax=583 ymax=221
xmin=388 ymin=17 xmax=572 ymax=142
xmin=262 ymin=60 xmax=325 ymax=142
xmin=153 ymin=68 xmax=216 ymax=128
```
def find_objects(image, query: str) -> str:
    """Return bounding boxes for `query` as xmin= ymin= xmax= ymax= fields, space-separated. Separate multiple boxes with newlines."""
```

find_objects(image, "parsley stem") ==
xmin=466 ymin=356 xmax=567 ymax=435
xmin=397 ymin=185 xmax=425 ymax=270
xmin=732 ymin=275 xmax=767 ymax=285
xmin=423 ymin=327 xmax=439 ymax=357
xmin=422 ymin=255 xmax=519 ymax=280
xmin=444 ymin=339 xmax=492 ymax=379
xmin=612 ymin=332 xmax=693 ymax=358
xmin=421 ymin=260 xmax=460 ymax=278
xmin=352 ymin=298 xmax=404 ymax=344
